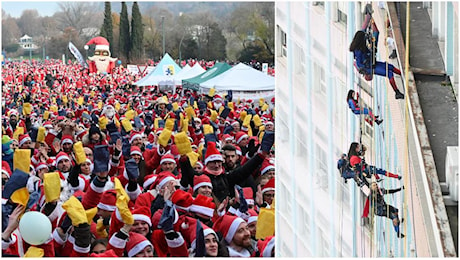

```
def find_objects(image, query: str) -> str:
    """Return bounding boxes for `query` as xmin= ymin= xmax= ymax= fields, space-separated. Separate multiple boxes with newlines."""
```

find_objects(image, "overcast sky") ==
xmin=2 ymin=1 xmax=60 ymax=18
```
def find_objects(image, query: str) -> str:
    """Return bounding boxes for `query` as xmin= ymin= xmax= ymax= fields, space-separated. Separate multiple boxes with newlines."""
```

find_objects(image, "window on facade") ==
xmin=313 ymin=62 xmax=327 ymax=96
xmin=315 ymin=144 xmax=328 ymax=192
xmin=312 ymin=2 xmax=325 ymax=8
xmin=337 ymin=2 xmax=347 ymax=25
xmin=279 ymin=26 xmax=287 ymax=57
xmin=294 ymin=42 xmax=306 ymax=75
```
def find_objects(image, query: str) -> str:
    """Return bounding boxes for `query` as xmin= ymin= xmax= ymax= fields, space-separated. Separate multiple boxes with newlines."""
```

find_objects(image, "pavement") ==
xmin=399 ymin=2 xmax=458 ymax=256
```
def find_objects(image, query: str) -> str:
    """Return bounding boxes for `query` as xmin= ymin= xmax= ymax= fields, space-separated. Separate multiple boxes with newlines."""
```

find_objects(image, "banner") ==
xmin=68 ymin=42 xmax=88 ymax=68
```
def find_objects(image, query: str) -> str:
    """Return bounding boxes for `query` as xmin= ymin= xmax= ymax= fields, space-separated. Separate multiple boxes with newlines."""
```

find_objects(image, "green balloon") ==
xmin=19 ymin=211 xmax=52 ymax=245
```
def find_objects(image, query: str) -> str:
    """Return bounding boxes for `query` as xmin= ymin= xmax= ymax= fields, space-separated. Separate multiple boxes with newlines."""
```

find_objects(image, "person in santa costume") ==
xmin=84 ymin=36 xmax=117 ymax=74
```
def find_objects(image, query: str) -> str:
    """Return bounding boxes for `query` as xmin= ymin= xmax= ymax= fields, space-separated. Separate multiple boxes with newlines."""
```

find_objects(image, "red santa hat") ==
xmin=235 ymin=131 xmax=249 ymax=144
xmin=35 ymin=162 xmax=49 ymax=173
xmin=151 ymin=171 xmax=176 ymax=190
xmin=193 ymin=174 xmax=213 ymax=192
xmin=213 ymin=95 xmax=223 ymax=102
xmin=126 ymin=232 xmax=153 ymax=257
xmin=247 ymin=209 xmax=258 ymax=225
xmin=160 ymin=153 xmax=176 ymax=165
xmin=204 ymin=142 xmax=223 ymax=165
xmin=61 ymin=135 xmax=74 ymax=145
xmin=221 ymin=134 xmax=233 ymax=143
xmin=97 ymin=189 xmax=117 ymax=212
xmin=85 ymin=36 xmax=110 ymax=52
xmin=18 ymin=134 xmax=32 ymax=147
xmin=242 ymin=187 xmax=254 ymax=206
xmin=212 ymin=215 xmax=246 ymax=244
xmin=55 ymin=151 xmax=71 ymax=165
xmin=143 ymin=174 xmax=157 ymax=190
xmin=190 ymin=194 xmax=215 ymax=218
xmin=234 ymin=145 xmax=242 ymax=156
xmin=260 ymin=158 xmax=275 ymax=175
xmin=43 ymin=121 xmax=53 ymax=129
xmin=171 ymin=189 xmax=193 ymax=212
xmin=261 ymin=178 xmax=275 ymax=194
xmin=130 ymin=146 xmax=143 ymax=158
xmin=130 ymin=131 xmax=143 ymax=143
xmin=258 ymin=235 xmax=275 ymax=257
xmin=2 ymin=161 xmax=12 ymax=178
xmin=132 ymin=206 xmax=152 ymax=227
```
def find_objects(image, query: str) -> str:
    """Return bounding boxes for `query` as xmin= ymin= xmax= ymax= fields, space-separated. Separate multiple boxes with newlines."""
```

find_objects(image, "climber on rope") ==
xmin=363 ymin=180 xmax=405 ymax=238
xmin=349 ymin=11 xmax=405 ymax=100
xmin=347 ymin=89 xmax=383 ymax=126
xmin=347 ymin=142 xmax=402 ymax=184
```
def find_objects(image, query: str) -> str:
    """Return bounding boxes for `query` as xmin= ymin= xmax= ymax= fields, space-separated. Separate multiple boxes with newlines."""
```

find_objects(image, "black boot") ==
xmin=375 ymin=119 xmax=383 ymax=125
xmin=395 ymin=89 xmax=404 ymax=99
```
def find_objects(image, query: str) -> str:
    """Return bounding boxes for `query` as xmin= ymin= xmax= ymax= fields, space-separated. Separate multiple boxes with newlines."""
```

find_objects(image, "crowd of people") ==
xmin=1 ymin=58 xmax=276 ymax=257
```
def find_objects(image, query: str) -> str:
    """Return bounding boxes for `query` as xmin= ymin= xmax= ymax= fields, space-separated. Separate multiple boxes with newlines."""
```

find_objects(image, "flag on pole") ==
xmin=68 ymin=42 xmax=88 ymax=68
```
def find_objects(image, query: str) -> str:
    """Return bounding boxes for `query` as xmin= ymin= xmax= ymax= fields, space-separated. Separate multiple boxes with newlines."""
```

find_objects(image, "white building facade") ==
xmin=275 ymin=2 xmax=456 ymax=257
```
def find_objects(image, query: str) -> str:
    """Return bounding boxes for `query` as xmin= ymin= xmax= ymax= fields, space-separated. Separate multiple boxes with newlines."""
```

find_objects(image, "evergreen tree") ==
xmin=100 ymin=2 xmax=114 ymax=55
xmin=119 ymin=2 xmax=130 ymax=61
xmin=130 ymin=2 xmax=144 ymax=61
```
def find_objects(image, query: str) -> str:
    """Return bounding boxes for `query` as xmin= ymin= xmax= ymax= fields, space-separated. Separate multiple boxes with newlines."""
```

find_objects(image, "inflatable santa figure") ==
xmin=84 ymin=36 xmax=117 ymax=74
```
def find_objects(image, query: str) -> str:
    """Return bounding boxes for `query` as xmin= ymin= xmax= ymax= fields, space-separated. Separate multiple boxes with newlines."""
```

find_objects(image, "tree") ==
xmin=17 ymin=10 xmax=41 ymax=37
xmin=119 ymin=2 xmax=130 ymax=61
xmin=100 ymin=2 xmax=114 ymax=55
xmin=2 ymin=16 xmax=21 ymax=47
xmin=205 ymin=22 xmax=227 ymax=60
xmin=130 ymin=2 xmax=144 ymax=62
xmin=55 ymin=2 xmax=102 ymax=36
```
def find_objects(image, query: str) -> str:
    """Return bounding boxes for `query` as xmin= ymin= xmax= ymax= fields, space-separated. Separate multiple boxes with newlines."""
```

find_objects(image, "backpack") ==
xmin=337 ymin=156 xmax=356 ymax=183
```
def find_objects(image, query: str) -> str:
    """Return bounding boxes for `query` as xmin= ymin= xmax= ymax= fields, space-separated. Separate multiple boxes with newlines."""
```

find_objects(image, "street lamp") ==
xmin=179 ymin=34 xmax=185 ymax=67
xmin=161 ymin=16 xmax=165 ymax=56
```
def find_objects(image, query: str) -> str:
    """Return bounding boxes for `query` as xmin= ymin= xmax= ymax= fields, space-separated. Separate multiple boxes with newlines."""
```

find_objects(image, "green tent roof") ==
xmin=182 ymin=62 xmax=231 ymax=91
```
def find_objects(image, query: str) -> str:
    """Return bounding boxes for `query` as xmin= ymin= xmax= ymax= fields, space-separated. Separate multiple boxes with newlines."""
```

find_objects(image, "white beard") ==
xmin=214 ymin=102 xmax=222 ymax=110
xmin=94 ymin=58 xmax=111 ymax=73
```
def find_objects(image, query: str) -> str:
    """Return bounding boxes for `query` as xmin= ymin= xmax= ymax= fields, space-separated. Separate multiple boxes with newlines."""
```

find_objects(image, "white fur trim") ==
xmin=90 ymin=181 xmax=106 ymax=194
xmin=97 ymin=202 xmax=117 ymax=212
xmin=143 ymin=176 xmax=157 ymax=190
xmin=227 ymin=207 xmax=237 ymax=215
xmin=61 ymin=138 xmax=73 ymax=145
xmin=45 ymin=202 xmax=64 ymax=222
xmin=236 ymin=134 xmax=248 ymax=144
xmin=95 ymin=44 xmax=110 ymax=52
xmin=158 ymin=176 xmax=175 ymax=190
xmin=130 ymin=150 xmax=143 ymax=157
xmin=190 ymin=204 xmax=214 ymax=218
xmin=262 ymin=237 xmax=275 ymax=257
xmin=165 ymin=233 xmax=185 ymax=248
xmin=225 ymin=217 xmax=245 ymax=243
xmin=56 ymin=154 xmax=70 ymax=165
xmin=175 ymin=205 xmax=191 ymax=211
xmin=19 ymin=136 xmax=31 ymax=147
xmin=130 ymin=134 xmax=143 ymax=143
xmin=193 ymin=182 xmax=212 ymax=192
xmin=262 ymin=187 xmax=275 ymax=194
xmin=203 ymin=229 xmax=218 ymax=241
xmin=109 ymin=233 xmax=127 ymax=249
xmin=248 ymin=216 xmax=258 ymax=224
xmin=35 ymin=164 xmax=49 ymax=172
xmin=126 ymin=183 xmax=142 ymax=201
xmin=52 ymin=229 xmax=67 ymax=245
xmin=160 ymin=158 xmax=176 ymax=165
xmin=204 ymin=154 xmax=223 ymax=165
xmin=261 ymin=165 xmax=275 ymax=175
xmin=128 ymin=240 xmax=152 ymax=257
xmin=133 ymin=214 xmax=152 ymax=226
xmin=73 ymin=243 xmax=90 ymax=254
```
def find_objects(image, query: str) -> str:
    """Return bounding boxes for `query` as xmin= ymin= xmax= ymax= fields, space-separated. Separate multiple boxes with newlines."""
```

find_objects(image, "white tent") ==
xmin=199 ymin=62 xmax=275 ymax=100
xmin=134 ymin=53 xmax=182 ymax=87
xmin=200 ymin=63 xmax=274 ymax=91
xmin=173 ymin=63 xmax=206 ymax=85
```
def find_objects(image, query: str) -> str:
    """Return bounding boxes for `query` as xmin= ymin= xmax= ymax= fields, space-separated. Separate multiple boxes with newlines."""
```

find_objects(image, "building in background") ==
xmin=275 ymin=2 xmax=457 ymax=257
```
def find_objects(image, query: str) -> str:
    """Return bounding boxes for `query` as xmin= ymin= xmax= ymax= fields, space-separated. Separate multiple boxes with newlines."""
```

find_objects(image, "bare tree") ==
xmin=17 ymin=9 xmax=42 ymax=37
xmin=54 ymin=2 xmax=103 ymax=36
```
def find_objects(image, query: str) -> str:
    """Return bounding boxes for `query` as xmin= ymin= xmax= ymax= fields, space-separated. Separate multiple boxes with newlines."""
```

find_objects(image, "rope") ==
xmin=402 ymin=1 xmax=412 ymax=256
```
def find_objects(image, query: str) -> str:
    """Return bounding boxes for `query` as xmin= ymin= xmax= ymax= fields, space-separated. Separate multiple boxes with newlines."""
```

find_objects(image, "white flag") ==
xmin=68 ymin=42 xmax=88 ymax=68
